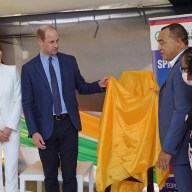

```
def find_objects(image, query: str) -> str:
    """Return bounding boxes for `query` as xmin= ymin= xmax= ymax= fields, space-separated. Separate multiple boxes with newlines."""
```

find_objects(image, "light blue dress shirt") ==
xmin=40 ymin=53 xmax=68 ymax=115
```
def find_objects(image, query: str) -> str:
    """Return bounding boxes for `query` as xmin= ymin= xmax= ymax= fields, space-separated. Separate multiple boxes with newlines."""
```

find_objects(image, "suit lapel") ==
xmin=160 ymin=54 xmax=182 ymax=90
xmin=33 ymin=55 xmax=52 ymax=95
xmin=57 ymin=53 xmax=67 ymax=88
xmin=0 ymin=64 xmax=6 ymax=98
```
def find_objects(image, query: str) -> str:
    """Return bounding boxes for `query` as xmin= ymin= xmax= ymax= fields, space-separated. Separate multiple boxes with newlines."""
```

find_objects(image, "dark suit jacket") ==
xmin=158 ymin=53 xmax=192 ymax=165
xmin=21 ymin=52 xmax=104 ymax=140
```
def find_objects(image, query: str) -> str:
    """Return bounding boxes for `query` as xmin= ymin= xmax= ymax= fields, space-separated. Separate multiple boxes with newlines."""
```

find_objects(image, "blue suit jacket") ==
xmin=21 ymin=52 xmax=104 ymax=140
xmin=159 ymin=53 xmax=192 ymax=165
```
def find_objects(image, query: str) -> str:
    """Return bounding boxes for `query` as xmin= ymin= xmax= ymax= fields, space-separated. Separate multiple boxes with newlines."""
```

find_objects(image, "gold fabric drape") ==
xmin=96 ymin=71 xmax=169 ymax=192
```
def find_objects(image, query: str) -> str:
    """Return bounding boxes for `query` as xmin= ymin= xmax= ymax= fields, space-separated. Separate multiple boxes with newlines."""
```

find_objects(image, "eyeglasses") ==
xmin=179 ymin=66 xmax=188 ymax=73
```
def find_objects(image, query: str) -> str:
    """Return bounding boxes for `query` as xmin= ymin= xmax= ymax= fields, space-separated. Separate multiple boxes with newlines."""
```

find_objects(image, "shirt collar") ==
xmin=40 ymin=52 xmax=57 ymax=62
xmin=168 ymin=50 xmax=185 ymax=68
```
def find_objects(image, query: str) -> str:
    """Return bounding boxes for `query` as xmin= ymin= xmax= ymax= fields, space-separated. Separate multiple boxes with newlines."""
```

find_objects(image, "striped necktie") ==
xmin=49 ymin=57 xmax=62 ymax=115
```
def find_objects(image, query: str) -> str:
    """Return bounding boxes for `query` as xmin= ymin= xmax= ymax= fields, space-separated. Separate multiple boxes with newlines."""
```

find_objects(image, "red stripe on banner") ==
xmin=149 ymin=17 xmax=192 ymax=26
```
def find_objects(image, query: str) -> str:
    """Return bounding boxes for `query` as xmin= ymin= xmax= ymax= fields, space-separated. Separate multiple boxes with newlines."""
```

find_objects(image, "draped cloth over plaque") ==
xmin=96 ymin=71 xmax=169 ymax=192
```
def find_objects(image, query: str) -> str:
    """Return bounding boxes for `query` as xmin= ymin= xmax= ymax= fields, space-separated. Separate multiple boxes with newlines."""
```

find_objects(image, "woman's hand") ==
xmin=1 ymin=127 xmax=13 ymax=142
xmin=0 ymin=128 xmax=11 ymax=142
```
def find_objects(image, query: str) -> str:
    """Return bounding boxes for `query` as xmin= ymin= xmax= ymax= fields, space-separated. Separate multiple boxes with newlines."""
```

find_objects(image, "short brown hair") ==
xmin=0 ymin=47 xmax=4 ymax=64
xmin=36 ymin=25 xmax=56 ymax=41
xmin=161 ymin=23 xmax=188 ymax=46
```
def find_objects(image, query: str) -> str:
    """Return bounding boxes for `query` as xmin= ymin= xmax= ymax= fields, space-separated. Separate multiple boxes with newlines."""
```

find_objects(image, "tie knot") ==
xmin=49 ymin=57 xmax=52 ymax=62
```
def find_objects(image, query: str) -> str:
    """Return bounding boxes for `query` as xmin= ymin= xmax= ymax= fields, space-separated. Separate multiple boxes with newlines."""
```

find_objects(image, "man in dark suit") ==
xmin=157 ymin=23 xmax=192 ymax=192
xmin=21 ymin=25 xmax=108 ymax=192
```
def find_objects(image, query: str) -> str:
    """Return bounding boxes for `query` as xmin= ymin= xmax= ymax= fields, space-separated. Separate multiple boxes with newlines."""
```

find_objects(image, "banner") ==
xmin=149 ymin=13 xmax=192 ymax=192
xmin=149 ymin=13 xmax=192 ymax=87
xmin=161 ymin=175 xmax=178 ymax=192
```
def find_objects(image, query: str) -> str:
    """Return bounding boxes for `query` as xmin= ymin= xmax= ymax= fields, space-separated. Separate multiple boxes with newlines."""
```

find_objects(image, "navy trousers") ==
xmin=39 ymin=116 xmax=78 ymax=192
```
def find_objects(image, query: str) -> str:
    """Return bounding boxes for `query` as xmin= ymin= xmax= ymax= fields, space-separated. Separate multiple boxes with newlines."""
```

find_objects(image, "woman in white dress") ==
xmin=0 ymin=47 xmax=22 ymax=192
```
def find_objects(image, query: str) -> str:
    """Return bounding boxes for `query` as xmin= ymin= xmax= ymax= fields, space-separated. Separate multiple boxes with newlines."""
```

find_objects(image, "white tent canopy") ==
xmin=0 ymin=0 xmax=171 ymax=17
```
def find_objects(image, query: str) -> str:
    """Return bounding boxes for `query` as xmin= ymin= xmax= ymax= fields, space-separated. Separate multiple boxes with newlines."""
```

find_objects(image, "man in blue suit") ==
xmin=21 ymin=25 xmax=108 ymax=192
xmin=157 ymin=23 xmax=192 ymax=192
